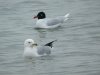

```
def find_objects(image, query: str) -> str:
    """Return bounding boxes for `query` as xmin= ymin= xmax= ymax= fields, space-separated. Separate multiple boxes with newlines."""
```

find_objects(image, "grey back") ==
xmin=37 ymin=46 xmax=51 ymax=55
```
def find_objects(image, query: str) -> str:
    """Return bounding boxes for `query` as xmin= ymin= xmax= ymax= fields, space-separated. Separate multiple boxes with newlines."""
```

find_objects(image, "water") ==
xmin=0 ymin=0 xmax=100 ymax=75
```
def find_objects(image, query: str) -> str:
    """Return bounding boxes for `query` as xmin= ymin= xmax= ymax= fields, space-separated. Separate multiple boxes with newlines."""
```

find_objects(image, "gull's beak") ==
xmin=32 ymin=43 xmax=38 ymax=47
xmin=33 ymin=16 xmax=37 ymax=19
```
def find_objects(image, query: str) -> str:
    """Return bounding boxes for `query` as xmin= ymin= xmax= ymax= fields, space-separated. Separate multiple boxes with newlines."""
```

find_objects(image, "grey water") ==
xmin=0 ymin=0 xmax=100 ymax=75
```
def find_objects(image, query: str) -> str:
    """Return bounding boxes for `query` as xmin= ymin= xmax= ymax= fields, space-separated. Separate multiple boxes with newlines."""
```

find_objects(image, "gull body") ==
xmin=33 ymin=12 xmax=69 ymax=28
xmin=23 ymin=39 xmax=56 ymax=58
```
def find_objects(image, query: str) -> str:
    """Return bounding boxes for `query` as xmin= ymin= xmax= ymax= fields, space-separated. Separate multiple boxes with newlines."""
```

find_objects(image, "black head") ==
xmin=36 ymin=12 xmax=46 ymax=19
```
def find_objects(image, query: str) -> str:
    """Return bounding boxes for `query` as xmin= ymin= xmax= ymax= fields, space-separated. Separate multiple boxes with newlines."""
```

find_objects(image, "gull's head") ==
xmin=24 ymin=39 xmax=37 ymax=48
xmin=33 ymin=11 xmax=46 ymax=19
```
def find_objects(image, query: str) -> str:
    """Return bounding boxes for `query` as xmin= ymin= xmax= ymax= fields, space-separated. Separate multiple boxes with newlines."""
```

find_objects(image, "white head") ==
xmin=24 ymin=39 xmax=37 ymax=48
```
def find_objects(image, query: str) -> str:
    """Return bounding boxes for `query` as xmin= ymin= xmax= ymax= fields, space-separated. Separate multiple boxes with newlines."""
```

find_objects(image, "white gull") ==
xmin=23 ymin=39 xmax=56 ymax=58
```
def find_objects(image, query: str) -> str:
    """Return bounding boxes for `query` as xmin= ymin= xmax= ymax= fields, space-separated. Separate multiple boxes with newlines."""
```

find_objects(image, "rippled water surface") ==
xmin=0 ymin=0 xmax=100 ymax=75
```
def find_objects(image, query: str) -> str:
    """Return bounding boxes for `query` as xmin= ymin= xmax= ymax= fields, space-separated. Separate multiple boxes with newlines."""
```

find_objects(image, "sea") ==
xmin=0 ymin=0 xmax=100 ymax=75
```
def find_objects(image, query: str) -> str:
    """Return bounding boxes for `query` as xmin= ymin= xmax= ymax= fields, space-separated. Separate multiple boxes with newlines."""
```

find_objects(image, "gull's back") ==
xmin=37 ymin=46 xmax=51 ymax=55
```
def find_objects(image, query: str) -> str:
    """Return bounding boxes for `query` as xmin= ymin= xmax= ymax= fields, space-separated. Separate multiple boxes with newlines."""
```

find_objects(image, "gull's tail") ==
xmin=44 ymin=40 xmax=57 ymax=48
xmin=64 ymin=13 xmax=70 ymax=21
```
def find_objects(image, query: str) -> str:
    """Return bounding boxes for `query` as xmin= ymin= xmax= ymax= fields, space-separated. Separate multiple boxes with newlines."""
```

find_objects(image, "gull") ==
xmin=23 ymin=39 xmax=56 ymax=58
xmin=33 ymin=11 xmax=69 ymax=28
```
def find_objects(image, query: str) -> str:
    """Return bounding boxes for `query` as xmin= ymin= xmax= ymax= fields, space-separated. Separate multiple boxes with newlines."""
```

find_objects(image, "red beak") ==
xmin=33 ymin=16 xmax=37 ymax=19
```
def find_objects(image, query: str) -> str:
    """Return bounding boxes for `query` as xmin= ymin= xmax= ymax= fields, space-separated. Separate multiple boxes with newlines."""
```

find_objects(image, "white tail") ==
xmin=64 ymin=13 xmax=70 ymax=21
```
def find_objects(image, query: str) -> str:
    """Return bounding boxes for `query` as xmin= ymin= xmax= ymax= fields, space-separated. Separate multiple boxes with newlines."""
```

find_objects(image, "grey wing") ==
xmin=46 ymin=17 xmax=64 ymax=26
xmin=37 ymin=46 xmax=51 ymax=55
xmin=44 ymin=46 xmax=51 ymax=54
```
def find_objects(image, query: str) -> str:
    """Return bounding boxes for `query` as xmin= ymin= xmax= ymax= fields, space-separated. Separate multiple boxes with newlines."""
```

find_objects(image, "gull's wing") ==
xmin=37 ymin=46 xmax=51 ymax=55
xmin=46 ymin=17 xmax=65 ymax=26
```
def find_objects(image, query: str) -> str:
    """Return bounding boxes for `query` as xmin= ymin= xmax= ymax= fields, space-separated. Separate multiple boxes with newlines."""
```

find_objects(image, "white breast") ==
xmin=23 ymin=47 xmax=39 ymax=58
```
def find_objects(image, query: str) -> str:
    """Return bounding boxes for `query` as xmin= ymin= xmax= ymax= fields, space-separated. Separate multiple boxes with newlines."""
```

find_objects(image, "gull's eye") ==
xmin=28 ymin=42 xmax=31 ymax=43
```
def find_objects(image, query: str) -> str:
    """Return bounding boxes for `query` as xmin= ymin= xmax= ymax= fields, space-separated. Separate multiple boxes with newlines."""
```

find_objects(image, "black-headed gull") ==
xmin=33 ymin=12 xmax=69 ymax=28
xmin=23 ymin=39 xmax=56 ymax=58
